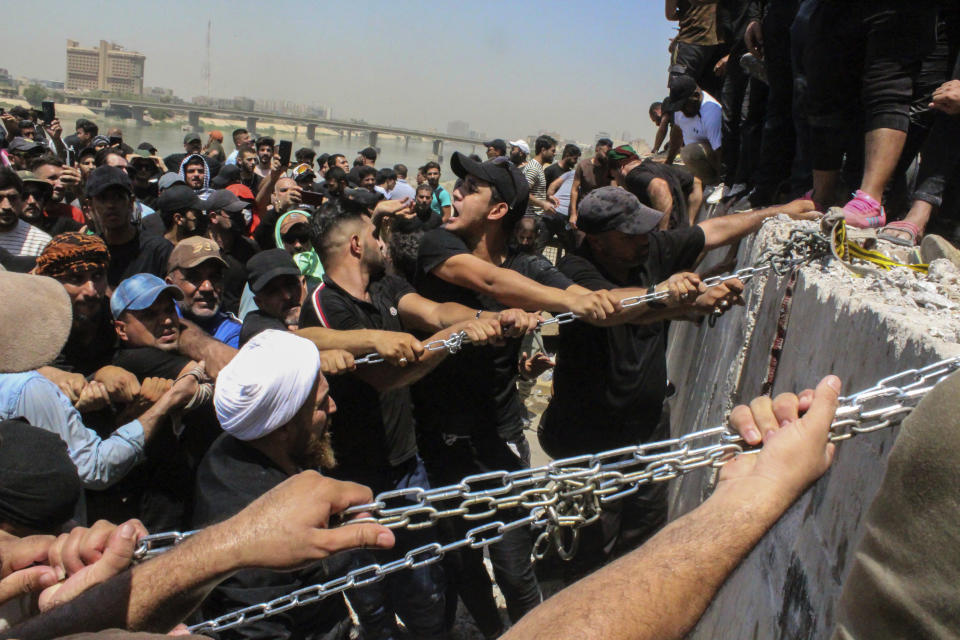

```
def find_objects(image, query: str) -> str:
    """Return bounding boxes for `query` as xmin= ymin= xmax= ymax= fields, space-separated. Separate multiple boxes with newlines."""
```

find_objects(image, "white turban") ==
xmin=214 ymin=330 xmax=322 ymax=441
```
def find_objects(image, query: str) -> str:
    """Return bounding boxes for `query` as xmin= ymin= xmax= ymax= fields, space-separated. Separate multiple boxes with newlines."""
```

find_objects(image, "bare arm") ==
xmin=686 ymin=176 xmax=703 ymax=227
xmin=547 ymin=175 xmax=566 ymax=199
xmin=697 ymin=200 xmax=819 ymax=251
xmin=441 ymin=205 xmax=453 ymax=223
xmin=3 ymin=473 xmax=393 ymax=639
xmin=504 ymin=376 xmax=841 ymax=640
xmin=430 ymin=253 xmax=615 ymax=321
xmin=665 ymin=125 xmax=683 ymax=165
xmin=177 ymin=319 xmax=237 ymax=379
xmin=569 ymin=173 xmax=582 ymax=226
xmin=652 ymin=117 xmax=670 ymax=153
xmin=647 ymin=177 xmax=674 ymax=231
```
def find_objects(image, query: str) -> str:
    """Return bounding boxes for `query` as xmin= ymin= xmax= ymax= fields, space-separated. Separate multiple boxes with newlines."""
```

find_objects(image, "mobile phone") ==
xmin=41 ymin=100 xmax=55 ymax=124
xmin=109 ymin=136 xmax=122 ymax=147
xmin=65 ymin=147 xmax=74 ymax=167
xmin=301 ymin=190 xmax=325 ymax=207
xmin=278 ymin=140 xmax=292 ymax=167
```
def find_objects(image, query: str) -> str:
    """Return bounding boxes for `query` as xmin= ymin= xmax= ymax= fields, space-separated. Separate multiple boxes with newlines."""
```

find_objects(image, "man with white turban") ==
xmin=191 ymin=329 xmax=348 ymax=638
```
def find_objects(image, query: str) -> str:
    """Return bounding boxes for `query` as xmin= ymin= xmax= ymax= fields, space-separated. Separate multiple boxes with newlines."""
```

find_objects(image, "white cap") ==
xmin=509 ymin=139 xmax=530 ymax=155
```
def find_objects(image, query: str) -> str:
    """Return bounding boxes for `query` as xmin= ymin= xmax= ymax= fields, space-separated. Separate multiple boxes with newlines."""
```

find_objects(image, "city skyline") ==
xmin=0 ymin=1 xmax=677 ymax=143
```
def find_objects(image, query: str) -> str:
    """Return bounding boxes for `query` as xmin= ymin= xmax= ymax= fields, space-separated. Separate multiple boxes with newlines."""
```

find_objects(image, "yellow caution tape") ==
xmin=831 ymin=221 xmax=928 ymax=276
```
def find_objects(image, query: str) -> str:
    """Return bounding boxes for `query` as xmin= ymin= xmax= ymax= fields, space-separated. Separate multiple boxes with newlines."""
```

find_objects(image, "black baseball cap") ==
xmin=137 ymin=141 xmax=157 ymax=153
xmin=183 ymin=132 xmax=202 ymax=145
xmin=358 ymin=147 xmax=377 ymax=161
xmin=483 ymin=139 xmax=507 ymax=155
xmin=211 ymin=164 xmax=241 ymax=189
xmin=449 ymin=152 xmax=529 ymax=213
xmin=157 ymin=184 xmax=203 ymax=213
xmin=85 ymin=166 xmax=133 ymax=197
xmin=576 ymin=186 xmax=664 ymax=236
xmin=662 ymin=75 xmax=698 ymax=112
xmin=203 ymin=189 xmax=248 ymax=213
xmin=246 ymin=249 xmax=301 ymax=293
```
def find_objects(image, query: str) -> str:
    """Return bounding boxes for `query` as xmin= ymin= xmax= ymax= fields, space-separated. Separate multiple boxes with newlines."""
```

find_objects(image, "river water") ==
xmin=102 ymin=119 xmax=485 ymax=172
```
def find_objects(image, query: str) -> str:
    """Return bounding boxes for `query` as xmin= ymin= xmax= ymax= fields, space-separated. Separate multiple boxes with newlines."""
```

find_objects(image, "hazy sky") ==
xmin=1 ymin=1 xmax=677 ymax=143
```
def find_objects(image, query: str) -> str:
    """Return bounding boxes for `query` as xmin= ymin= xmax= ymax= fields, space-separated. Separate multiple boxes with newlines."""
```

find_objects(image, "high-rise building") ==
xmin=66 ymin=40 xmax=145 ymax=95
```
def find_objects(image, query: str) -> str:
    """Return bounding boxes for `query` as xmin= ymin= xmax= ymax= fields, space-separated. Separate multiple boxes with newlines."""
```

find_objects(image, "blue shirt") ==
xmin=0 ymin=371 xmax=145 ymax=490
xmin=177 ymin=305 xmax=242 ymax=348
xmin=430 ymin=186 xmax=451 ymax=218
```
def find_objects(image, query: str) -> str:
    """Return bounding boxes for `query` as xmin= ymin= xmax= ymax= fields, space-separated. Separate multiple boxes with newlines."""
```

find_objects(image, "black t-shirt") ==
xmin=191 ymin=434 xmax=351 ymax=638
xmin=239 ymin=310 xmax=287 ymax=346
xmin=113 ymin=345 xmax=191 ymax=380
xmin=623 ymin=160 xmax=696 ymax=230
xmin=35 ymin=214 xmax=82 ymax=237
xmin=52 ymin=300 xmax=118 ymax=376
xmin=103 ymin=230 xmax=173 ymax=288
xmin=300 ymin=273 xmax=418 ymax=471
xmin=544 ymin=162 xmax=566 ymax=188
xmin=413 ymin=228 xmax=572 ymax=440
xmin=541 ymin=225 xmax=705 ymax=458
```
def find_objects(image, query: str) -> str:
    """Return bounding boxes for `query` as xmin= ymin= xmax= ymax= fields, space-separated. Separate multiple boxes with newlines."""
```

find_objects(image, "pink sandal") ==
xmin=841 ymin=190 xmax=886 ymax=229
xmin=877 ymin=220 xmax=922 ymax=246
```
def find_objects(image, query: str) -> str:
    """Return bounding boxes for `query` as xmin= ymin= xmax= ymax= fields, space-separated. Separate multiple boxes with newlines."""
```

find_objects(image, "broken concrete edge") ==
xmin=665 ymin=218 xmax=960 ymax=639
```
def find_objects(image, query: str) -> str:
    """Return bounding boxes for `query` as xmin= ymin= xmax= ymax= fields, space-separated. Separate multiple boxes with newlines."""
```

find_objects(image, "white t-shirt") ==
xmin=0 ymin=219 xmax=51 ymax=257
xmin=673 ymin=91 xmax=722 ymax=150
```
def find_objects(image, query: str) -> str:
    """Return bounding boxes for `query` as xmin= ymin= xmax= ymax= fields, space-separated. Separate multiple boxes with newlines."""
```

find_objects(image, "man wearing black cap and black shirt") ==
xmin=162 ymin=132 xmax=203 ymax=177
xmin=85 ymin=166 xmax=173 ymax=288
xmin=239 ymin=249 xmax=303 ymax=346
xmin=411 ymin=152 xmax=633 ymax=635
xmin=484 ymin=138 xmax=508 ymax=159
xmin=540 ymin=185 xmax=818 ymax=579
xmin=203 ymin=189 xmax=258 ymax=315
xmin=155 ymin=184 xmax=207 ymax=248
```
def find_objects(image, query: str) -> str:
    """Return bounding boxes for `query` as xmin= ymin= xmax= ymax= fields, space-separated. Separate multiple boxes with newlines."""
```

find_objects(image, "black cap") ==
xmin=183 ymin=132 xmax=201 ymax=144
xmin=211 ymin=164 xmax=241 ymax=189
xmin=8 ymin=137 xmax=42 ymax=153
xmin=85 ymin=166 xmax=133 ymax=197
xmin=576 ymin=186 xmax=664 ymax=236
xmin=449 ymin=152 xmax=529 ymax=213
xmin=157 ymin=184 xmax=203 ymax=213
xmin=662 ymin=75 xmax=698 ymax=112
xmin=483 ymin=139 xmax=507 ymax=155
xmin=77 ymin=146 xmax=98 ymax=161
xmin=316 ymin=153 xmax=330 ymax=169
xmin=246 ymin=249 xmax=301 ymax=293
xmin=342 ymin=187 xmax=384 ymax=211
xmin=203 ymin=189 xmax=248 ymax=213
xmin=358 ymin=147 xmax=377 ymax=161
xmin=137 ymin=141 xmax=157 ymax=153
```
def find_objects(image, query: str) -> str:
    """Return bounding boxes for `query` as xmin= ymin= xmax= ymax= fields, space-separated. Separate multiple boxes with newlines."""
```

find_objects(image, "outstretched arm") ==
xmin=697 ymin=200 xmax=819 ymax=252
xmin=504 ymin=377 xmax=841 ymax=640
xmin=4 ymin=472 xmax=393 ymax=639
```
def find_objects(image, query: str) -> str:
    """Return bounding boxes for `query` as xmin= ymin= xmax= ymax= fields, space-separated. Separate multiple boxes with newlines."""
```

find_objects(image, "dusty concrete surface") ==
xmin=665 ymin=219 xmax=960 ymax=639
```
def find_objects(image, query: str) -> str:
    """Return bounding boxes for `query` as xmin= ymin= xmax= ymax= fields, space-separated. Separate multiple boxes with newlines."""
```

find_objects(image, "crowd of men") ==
xmin=0 ymin=1 xmax=958 ymax=637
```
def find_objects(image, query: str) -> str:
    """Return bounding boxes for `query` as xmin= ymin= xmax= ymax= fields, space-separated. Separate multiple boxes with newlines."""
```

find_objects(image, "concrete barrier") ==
xmin=665 ymin=220 xmax=960 ymax=639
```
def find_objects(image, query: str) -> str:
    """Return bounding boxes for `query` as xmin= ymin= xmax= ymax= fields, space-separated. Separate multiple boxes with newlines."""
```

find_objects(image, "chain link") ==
xmin=353 ymin=330 xmax=470 ymax=365
xmin=538 ymin=227 xmax=830 ymax=329
xmin=129 ymin=356 xmax=960 ymax=634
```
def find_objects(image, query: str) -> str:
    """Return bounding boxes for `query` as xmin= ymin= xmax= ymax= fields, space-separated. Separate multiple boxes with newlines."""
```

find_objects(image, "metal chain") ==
xmin=132 ymin=356 xmax=960 ymax=634
xmin=539 ymin=227 xmax=830 ymax=328
xmin=353 ymin=330 xmax=470 ymax=365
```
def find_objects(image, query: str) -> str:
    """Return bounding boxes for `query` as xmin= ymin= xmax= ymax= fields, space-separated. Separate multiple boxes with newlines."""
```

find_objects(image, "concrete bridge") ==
xmin=64 ymin=96 xmax=481 ymax=160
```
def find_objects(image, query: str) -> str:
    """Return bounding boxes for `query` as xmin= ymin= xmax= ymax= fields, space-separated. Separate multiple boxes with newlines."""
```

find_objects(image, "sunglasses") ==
xmin=282 ymin=232 xmax=311 ymax=244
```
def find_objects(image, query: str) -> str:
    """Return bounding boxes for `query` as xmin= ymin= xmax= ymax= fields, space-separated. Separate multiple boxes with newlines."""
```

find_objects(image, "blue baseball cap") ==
xmin=110 ymin=273 xmax=184 ymax=319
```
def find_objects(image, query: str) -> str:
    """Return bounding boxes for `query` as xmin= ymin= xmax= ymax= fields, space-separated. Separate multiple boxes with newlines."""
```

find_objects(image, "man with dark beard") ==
xmin=192 ymin=329 xmax=354 ymax=639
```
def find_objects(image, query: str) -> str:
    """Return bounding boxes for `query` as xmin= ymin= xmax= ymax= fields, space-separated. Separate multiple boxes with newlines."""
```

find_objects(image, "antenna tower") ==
xmin=203 ymin=21 xmax=211 ymax=98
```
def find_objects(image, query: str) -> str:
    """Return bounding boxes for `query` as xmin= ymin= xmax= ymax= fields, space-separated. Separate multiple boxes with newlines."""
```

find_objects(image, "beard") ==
xmin=293 ymin=429 xmax=336 ymax=470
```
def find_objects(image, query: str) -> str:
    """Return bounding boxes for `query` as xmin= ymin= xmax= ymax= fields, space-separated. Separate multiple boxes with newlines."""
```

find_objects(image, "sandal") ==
xmin=840 ymin=190 xmax=886 ymax=229
xmin=877 ymin=220 xmax=921 ymax=247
